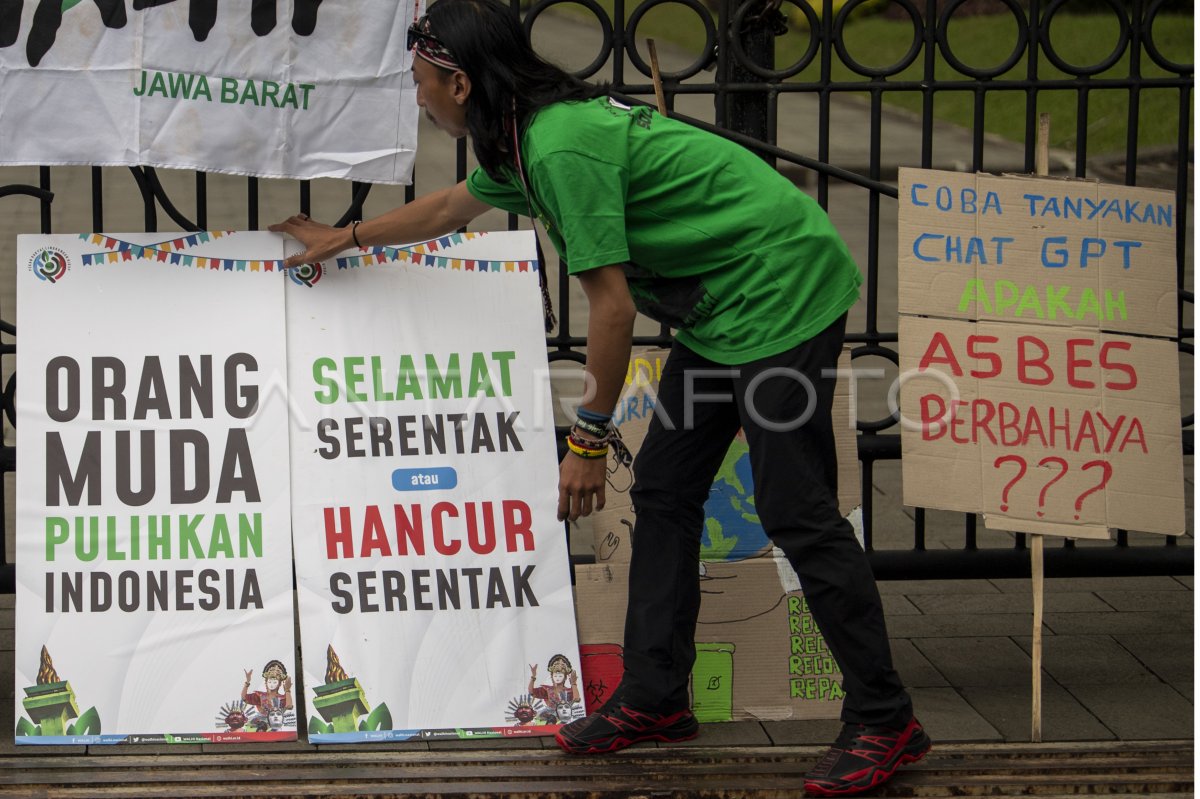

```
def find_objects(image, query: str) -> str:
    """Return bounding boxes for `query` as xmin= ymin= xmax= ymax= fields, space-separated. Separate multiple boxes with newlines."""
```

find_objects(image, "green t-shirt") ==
xmin=466 ymin=97 xmax=862 ymax=364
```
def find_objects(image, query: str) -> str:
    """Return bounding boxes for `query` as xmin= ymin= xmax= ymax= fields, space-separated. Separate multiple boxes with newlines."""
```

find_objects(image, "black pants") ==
xmin=621 ymin=314 xmax=912 ymax=726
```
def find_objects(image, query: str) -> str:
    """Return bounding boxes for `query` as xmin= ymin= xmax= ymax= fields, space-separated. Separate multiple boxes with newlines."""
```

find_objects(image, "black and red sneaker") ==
xmin=803 ymin=716 xmax=931 ymax=796
xmin=555 ymin=698 xmax=699 ymax=755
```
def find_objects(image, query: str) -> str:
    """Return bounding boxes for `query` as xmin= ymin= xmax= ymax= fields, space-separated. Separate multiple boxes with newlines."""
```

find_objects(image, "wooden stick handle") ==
xmin=1036 ymin=112 xmax=1050 ymax=177
xmin=1031 ymin=534 xmax=1044 ymax=743
xmin=1030 ymin=110 xmax=1051 ymax=745
xmin=647 ymin=39 xmax=668 ymax=116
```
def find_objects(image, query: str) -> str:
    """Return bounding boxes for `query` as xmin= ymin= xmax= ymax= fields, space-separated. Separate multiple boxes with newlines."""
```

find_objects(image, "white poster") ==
xmin=0 ymin=2 xmax=420 ymax=184
xmin=15 ymin=232 xmax=297 ymax=744
xmin=286 ymin=230 xmax=583 ymax=743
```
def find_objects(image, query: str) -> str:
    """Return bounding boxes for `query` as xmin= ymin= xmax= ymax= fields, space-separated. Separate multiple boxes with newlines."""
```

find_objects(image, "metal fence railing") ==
xmin=0 ymin=0 xmax=1192 ymax=588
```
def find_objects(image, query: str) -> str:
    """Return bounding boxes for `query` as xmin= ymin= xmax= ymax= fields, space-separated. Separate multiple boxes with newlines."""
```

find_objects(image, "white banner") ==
xmin=15 ymin=232 xmax=298 ymax=745
xmin=0 ymin=2 xmax=420 ymax=184
xmin=286 ymin=230 xmax=583 ymax=743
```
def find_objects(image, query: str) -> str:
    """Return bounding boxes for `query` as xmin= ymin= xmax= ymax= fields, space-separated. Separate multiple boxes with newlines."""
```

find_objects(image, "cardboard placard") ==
xmin=574 ymin=557 xmax=843 ymax=722
xmin=899 ymin=317 xmax=1185 ymax=537
xmin=571 ymin=345 xmax=860 ymax=722
xmin=898 ymin=170 xmax=1177 ymax=338
xmin=898 ymin=169 xmax=1184 ymax=537
xmin=591 ymin=347 xmax=861 ymax=564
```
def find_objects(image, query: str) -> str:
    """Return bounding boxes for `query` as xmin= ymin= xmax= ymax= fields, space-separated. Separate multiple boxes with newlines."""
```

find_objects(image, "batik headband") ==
xmin=407 ymin=15 xmax=460 ymax=70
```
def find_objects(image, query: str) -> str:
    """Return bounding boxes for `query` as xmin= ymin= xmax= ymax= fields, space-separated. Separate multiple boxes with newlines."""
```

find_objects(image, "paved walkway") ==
xmin=0 ymin=6 xmax=1191 ymax=757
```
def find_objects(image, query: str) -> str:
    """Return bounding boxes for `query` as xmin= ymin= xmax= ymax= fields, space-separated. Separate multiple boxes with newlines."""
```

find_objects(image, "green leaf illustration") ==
xmin=66 ymin=707 xmax=100 ymax=736
xmin=358 ymin=703 xmax=392 ymax=731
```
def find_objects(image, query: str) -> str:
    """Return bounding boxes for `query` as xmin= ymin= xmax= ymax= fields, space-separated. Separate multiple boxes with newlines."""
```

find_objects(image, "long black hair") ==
xmin=423 ymin=0 xmax=607 ymax=179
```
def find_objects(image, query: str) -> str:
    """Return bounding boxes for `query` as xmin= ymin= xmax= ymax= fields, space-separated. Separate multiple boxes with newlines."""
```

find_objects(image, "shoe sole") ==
xmin=803 ymin=740 xmax=931 ymax=797
xmin=555 ymin=724 xmax=699 ymax=755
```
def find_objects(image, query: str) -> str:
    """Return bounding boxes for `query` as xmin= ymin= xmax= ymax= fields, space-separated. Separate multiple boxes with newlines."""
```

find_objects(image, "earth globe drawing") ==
xmin=701 ymin=436 xmax=771 ymax=562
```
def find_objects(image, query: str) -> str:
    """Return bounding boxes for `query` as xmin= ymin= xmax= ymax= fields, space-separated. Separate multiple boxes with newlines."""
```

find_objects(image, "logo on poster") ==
xmin=288 ymin=262 xmax=323 ymax=288
xmin=28 ymin=247 xmax=69 ymax=283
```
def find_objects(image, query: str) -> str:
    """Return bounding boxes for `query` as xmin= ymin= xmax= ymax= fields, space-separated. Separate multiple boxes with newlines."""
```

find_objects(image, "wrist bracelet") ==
xmin=576 ymin=407 xmax=612 ymax=424
xmin=566 ymin=437 xmax=609 ymax=459
xmin=567 ymin=430 xmax=609 ymax=449
xmin=566 ymin=431 xmax=609 ymax=457
xmin=573 ymin=417 xmax=609 ymax=439
xmin=351 ymin=220 xmax=363 ymax=248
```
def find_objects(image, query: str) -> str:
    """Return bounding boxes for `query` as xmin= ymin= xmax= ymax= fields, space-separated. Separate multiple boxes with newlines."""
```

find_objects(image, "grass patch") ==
xmin=824 ymin=11 xmax=1193 ymax=154
xmin=555 ymin=2 xmax=1193 ymax=155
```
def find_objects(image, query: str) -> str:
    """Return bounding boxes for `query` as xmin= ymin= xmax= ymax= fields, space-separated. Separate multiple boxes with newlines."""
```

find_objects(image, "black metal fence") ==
xmin=0 ymin=0 xmax=1192 ymax=589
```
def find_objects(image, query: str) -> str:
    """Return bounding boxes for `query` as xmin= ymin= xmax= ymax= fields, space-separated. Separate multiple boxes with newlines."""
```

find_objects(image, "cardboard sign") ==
xmin=900 ymin=316 xmax=1185 ymax=537
xmin=590 ymin=347 xmax=861 ymax=564
xmin=0 ymin=2 xmax=420 ymax=183
xmin=15 ymin=232 xmax=298 ymax=744
xmin=898 ymin=169 xmax=1184 ymax=537
xmin=286 ymin=231 xmax=582 ymax=743
xmin=898 ymin=170 xmax=1177 ymax=338
xmin=573 ymin=345 xmax=860 ymax=722
xmin=575 ymin=557 xmax=844 ymax=722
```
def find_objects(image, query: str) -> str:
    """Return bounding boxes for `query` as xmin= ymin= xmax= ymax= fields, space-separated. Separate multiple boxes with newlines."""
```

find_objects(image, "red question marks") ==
xmin=1036 ymin=457 xmax=1069 ymax=517
xmin=993 ymin=455 xmax=1027 ymax=512
xmin=1075 ymin=460 xmax=1113 ymax=520
xmin=992 ymin=455 xmax=1113 ymax=519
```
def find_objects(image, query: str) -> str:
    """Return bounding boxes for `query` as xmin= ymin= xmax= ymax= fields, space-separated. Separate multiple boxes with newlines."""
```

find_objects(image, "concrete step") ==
xmin=0 ymin=739 xmax=1189 ymax=797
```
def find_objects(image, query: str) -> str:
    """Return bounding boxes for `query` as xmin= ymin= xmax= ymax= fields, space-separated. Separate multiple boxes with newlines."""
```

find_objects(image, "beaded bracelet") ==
xmin=567 ymin=429 xmax=608 ymax=449
xmin=351 ymin=220 xmax=363 ymax=248
xmin=568 ymin=427 xmax=612 ymax=448
xmin=566 ymin=436 xmax=609 ymax=459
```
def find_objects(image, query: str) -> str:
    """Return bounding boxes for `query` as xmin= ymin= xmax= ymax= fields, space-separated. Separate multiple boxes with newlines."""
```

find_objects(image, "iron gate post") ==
xmin=716 ymin=0 xmax=775 ymax=167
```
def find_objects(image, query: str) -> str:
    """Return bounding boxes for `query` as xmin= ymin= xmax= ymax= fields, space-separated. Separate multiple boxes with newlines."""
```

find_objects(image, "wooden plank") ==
xmin=0 ymin=741 xmax=1188 ymax=798
xmin=2 ymin=738 xmax=1190 ymax=772
xmin=3 ymin=751 xmax=1192 ymax=786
